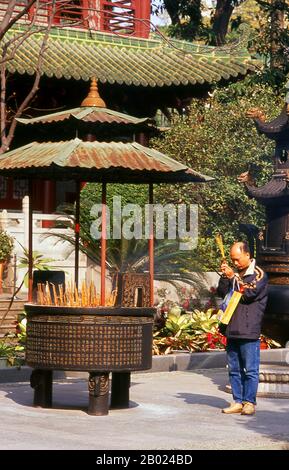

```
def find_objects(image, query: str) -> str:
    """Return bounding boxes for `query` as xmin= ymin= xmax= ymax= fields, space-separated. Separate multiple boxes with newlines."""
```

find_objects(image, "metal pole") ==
xmin=100 ymin=182 xmax=107 ymax=306
xmin=28 ymin=180 xmax=33 ymax=302
xmin=149 ymin=183 xmax=154 ymax=307
xmin=74 ymin=181 xmax=81 ymax=289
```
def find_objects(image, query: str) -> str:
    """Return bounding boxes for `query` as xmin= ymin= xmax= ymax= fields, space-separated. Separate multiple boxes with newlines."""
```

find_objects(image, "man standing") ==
xmin=217 ymin=241 xmax=268 ymax=415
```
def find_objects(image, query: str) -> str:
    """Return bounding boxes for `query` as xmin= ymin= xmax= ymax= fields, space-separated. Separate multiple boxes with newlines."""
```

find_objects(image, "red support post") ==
xmin=42 ymin=180 xmax=56 ymax=228
xmin=148 ymin=183 xmax=154 ymax=307
xmin=74 ymin=181 xmax=81 ymax=289
xmin=28 ymin=181 xmax=33 ymax=302
xmin=135 ymin=0 xmax=150 ymax=38
xmin=100 ymin=182 xmax=107 ymax=306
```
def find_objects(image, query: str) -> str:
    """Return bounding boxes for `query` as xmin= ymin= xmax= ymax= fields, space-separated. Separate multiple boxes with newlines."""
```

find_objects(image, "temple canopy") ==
xmin=17 ymin=107 xmax=152 ymax=127
xmin=0 ymin=138 xmax=213 ymax=184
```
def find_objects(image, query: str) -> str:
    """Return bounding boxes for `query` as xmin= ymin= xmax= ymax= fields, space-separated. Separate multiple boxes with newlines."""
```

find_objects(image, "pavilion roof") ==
xmin=0 ymin=138 xmax=213 ymax=183
xmin=3 ymin=25 xmax=257 ymax=87
xmin=17 ymin=107 xmax=153 ymax=126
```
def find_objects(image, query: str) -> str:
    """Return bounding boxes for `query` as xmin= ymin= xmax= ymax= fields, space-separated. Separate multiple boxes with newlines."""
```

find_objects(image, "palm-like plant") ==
xmin=47 ymin=205 xmax=207 ymax=295
xmin=17 ymin=243 xmax=55 ymax=287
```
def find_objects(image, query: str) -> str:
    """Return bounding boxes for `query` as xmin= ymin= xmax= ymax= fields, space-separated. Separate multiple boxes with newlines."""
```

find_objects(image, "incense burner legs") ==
xmin=29 ymin=370 xmax=132 ymax=415
xmin=88 ymin=371 xmax=110 ymax=416
xmin=110 ymin=371 xmax=131 ymax=409
xmin=30 ymin=369 xmax=53 ymax=408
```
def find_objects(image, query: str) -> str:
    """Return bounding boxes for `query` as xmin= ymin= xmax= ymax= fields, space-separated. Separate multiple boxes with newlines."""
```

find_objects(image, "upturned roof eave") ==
xmin=4 ymin=25 xmax=258 ymax=88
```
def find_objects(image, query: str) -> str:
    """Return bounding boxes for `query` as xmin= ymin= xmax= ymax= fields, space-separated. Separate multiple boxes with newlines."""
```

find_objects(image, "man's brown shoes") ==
xmin=222 ymin=402 xmax=256 ymax=415
xmin=241 ymin=402 xmax=256 ymax=415
xmin=222 ymin=402 xmax=243 ymax=414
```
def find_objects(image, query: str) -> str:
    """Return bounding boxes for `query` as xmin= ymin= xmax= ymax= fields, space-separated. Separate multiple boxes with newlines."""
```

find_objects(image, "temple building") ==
xmin=0 ymin=1 xmax=257 ymax=213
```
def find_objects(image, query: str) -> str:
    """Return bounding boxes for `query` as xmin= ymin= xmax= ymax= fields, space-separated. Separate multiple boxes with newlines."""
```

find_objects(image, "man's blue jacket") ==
xmin=217 ymin=260 xmax=268 ymax=340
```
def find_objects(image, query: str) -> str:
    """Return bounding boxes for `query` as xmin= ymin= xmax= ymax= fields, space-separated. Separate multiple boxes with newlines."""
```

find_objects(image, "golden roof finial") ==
xmin=81 ymin=78 xmax=106 ymax=107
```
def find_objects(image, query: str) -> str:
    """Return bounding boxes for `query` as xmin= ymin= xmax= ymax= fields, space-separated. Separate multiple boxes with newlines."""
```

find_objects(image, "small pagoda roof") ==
xmin=253 ymin=106 xmax=289 ymax=141
xmin=0 ymin=138 xmax=213 ymax=183
xmin=245 ymin=177 xmax=289 ymax=205
xmin=4 ymin=25 xmax=257 ymax=87
xmin=17 ymin=107 xmax=152 ymax=126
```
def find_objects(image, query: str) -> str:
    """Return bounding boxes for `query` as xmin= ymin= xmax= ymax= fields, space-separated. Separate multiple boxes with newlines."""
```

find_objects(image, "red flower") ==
xmin=182 ymin=300 xmax=190 ymax=310
xmin=220 ymin=335 xmax=227 ymax=346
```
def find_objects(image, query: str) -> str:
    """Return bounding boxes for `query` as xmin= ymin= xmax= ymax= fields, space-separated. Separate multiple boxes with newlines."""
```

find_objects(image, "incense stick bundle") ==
xmin=216 ymin=233 xmax=225 ymax=260
xmin=35 ymin=280 xmax=117 ymax=308
xmin=59 ymin=284 xmax=64 ymax=306
xmin=37 ymin=283 xmax=44 ymax=305
xmin=81 ymin=280 xmax=87 ymax=307
xmin=74 ymin=283 xmax=79 ymax=306
xmin=46 ymin=282 xmax=52 ymax=305
xmin=52 ymin=283 xmax=59 ymax=306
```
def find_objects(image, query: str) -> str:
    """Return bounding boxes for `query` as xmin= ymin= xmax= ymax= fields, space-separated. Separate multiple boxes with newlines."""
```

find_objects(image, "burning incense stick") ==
xmin=35 ymin=280 xmax=117 ymax=307
xmin=216 ymin=233 xmax=225 ymax=260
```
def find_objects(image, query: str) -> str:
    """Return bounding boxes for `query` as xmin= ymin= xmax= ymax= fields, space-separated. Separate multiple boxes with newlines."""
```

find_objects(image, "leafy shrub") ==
xmin=153 ymin=307 xmax=281 ymax=355
xmin=0 ymin=231 xmax=14 ymax=262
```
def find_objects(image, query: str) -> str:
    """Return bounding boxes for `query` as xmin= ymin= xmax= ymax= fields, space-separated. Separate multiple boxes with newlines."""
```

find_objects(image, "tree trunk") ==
xmin=164 ymin=0 xmax=181 ymax=25
xmin=270 ymin=0 xmax=285 ymax=69
xmin=212 ymin=0 xmax=234 ymax=45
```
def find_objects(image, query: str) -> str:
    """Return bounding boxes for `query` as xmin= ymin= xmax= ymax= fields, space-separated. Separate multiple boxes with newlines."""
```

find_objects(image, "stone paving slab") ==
xmin=0 ymin=369 xmax=289 ymax=450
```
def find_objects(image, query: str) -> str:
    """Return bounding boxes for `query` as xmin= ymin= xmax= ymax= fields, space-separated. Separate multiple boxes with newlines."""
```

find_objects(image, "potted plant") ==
xmin=0 ymin=231 xmax=14 ymax=293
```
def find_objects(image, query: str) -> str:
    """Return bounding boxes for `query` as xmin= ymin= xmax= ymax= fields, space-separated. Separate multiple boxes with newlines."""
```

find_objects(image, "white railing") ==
xmin=0 ymin=195 xmax=72 ymax=249
xmin=0 ymin=196 xmax=92 ymax=291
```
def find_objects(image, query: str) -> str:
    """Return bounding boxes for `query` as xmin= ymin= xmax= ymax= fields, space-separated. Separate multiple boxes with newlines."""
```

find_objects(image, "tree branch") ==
xmin=0 ymin=0 xmax=37 ymax=42
xmin=0 ymin=1 xmax=57 ymax=154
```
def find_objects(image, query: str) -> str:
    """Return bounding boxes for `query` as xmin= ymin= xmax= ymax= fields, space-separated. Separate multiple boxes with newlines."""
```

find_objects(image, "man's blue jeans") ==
xmin=226 ymin=338 xmax=260 ymax=405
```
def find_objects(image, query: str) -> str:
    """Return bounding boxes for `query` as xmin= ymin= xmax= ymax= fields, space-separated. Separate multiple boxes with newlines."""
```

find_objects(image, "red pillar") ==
xmin=100 ymin=182 xmax=107 ymax=306
xmin=74 ymin=181 xmax=81 ymax=289
xmin=42 ymin=181 xmax=56 ymax=228
xmin=135 ymin=0 xmax=150 ymax=38
xmin=148 ymin=183 xmax=154 ymax=307
xmin=137 ymin=132 xmax=149 ymax=147
xmin=28 ymin=181 xmax=33 ymax=302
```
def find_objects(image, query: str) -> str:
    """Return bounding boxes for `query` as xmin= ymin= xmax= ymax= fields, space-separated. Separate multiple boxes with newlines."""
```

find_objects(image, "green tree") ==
xmin=151 ymin=79 xmax=284 ymax=269
xmin=254 ymin=0 xmax=289 ymax=77
xmin=152 ymin=0 xmax=203 ymax=40
xmin=211 ymin=0 xmax=245 ymax=45
xmin=152 ymin=0 xmax=247 ymax=43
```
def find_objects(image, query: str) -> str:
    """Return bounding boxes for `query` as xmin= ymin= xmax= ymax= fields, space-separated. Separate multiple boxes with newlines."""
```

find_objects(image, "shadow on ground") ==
xmin=184 ymin=368 xmax=289 ymax=447
xmin=0 ymin=379 xmax=140 ymax=413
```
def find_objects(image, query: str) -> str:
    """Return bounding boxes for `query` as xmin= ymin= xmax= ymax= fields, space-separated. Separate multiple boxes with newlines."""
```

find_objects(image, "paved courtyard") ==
xmin=0 ymin=368 xmax=289 ymax=450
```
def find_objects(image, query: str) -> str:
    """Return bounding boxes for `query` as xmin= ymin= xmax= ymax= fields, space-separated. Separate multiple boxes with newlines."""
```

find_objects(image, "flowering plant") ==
xmin=206 ymin=331 xmax=227 ymax=349
xmin=259 ymin=334 xmax=281 ymax=349
xmin=153 ymin=304 xmax=281 ymax=355
xmin=153 ymin=308 xmax=227 ymax=355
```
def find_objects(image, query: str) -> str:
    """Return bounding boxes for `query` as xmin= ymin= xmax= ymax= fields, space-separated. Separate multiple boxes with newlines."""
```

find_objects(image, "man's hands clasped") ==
xmin=220 ymin=260 xmax=235 ymax=279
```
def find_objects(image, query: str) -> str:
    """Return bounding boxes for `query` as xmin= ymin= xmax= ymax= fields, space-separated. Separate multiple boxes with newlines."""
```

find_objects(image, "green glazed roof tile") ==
xmin=2 ymin=25 xmax=258 ymax=87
